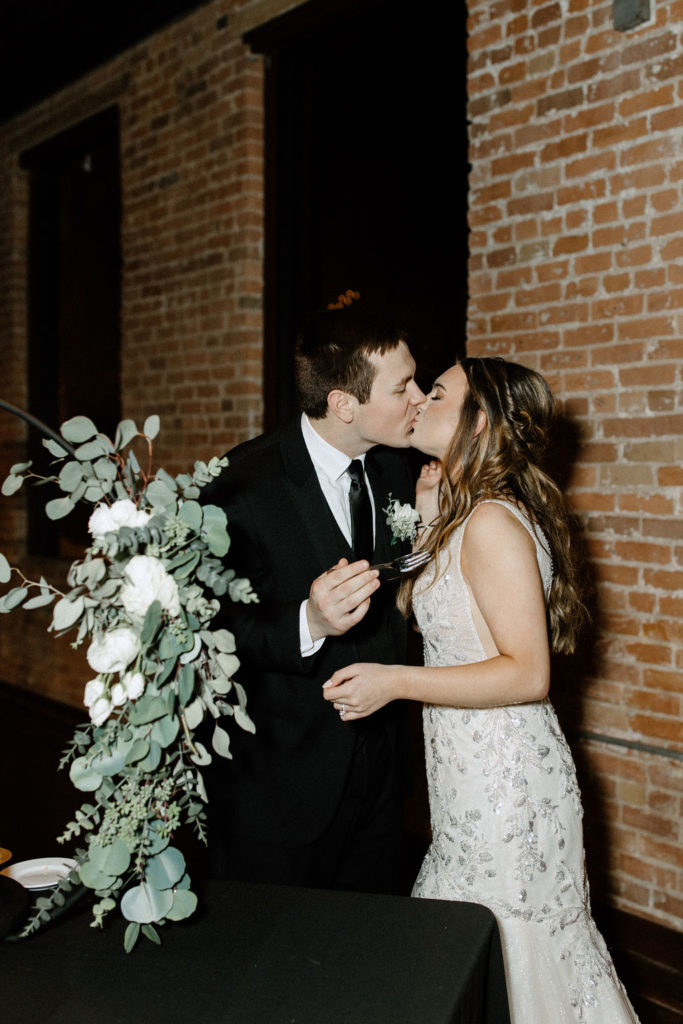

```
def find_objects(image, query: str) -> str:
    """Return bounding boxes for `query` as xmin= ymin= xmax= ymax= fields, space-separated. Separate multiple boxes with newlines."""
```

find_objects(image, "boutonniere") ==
xmin=383 ymin=494 xmax=420 ymax=545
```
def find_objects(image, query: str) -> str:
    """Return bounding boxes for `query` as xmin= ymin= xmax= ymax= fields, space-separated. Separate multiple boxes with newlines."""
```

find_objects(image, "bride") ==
xmin=324 ymin=357 xmax=639 ymax=1023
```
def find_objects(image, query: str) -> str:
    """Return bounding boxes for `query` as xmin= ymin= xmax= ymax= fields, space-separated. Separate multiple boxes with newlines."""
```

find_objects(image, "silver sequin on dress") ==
xmin=412 ymin=500 xmax=639 ymax=1023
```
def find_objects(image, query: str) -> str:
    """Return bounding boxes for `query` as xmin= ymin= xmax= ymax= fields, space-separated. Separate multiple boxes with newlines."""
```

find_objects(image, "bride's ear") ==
xmin=473 ymin=408 xmax=486 ymax=438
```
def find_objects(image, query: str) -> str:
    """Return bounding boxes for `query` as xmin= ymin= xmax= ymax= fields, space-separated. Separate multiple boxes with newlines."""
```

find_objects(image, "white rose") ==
xmin=84 ymin=677 xmax=106 ymax=708
xmin=88 ymin=499 xmax=151 ymax=539
xmin=87 ymin=627 xmax=141 ymax=674
xmin=89 ymin=696 xmax=113 ymax=727
xmin=120 ymin=554 xmax=180 ymax=619
xmin=110 ymin=671 xmax=145 ymax=706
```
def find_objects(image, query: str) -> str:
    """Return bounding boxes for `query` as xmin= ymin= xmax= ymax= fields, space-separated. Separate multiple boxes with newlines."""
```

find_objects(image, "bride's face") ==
xmin=410 ymin=364 xmax=471 ymax=459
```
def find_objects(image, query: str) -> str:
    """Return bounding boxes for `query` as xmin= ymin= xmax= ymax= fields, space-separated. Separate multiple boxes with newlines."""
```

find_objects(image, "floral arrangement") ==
xmin=383 ymin=494 xmax=420 ymax=545
xmin=0 ymin=414 xmax=256 ymax=950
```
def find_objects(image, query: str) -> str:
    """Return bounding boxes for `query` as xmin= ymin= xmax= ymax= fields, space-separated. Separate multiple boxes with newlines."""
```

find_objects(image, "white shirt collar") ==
xmin=301 ymin=413 xmax=366 ymax=484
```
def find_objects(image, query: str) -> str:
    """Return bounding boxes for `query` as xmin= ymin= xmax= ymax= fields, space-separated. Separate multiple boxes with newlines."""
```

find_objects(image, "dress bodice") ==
xmin=414 ymin=499 xmax=553 ymax=669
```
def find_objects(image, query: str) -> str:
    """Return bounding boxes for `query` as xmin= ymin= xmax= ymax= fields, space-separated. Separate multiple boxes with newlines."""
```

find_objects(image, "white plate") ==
xmin=0 ymin=857 xmax=77 ymax=890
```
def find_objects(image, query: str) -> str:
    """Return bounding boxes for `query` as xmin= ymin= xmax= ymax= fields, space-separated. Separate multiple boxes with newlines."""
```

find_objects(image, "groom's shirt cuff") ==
xmin=300 ymin=600 xmax=325 ymax=657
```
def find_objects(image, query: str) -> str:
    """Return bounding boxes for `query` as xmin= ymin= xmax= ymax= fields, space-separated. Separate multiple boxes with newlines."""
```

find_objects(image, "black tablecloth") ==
xmin=1 ymin=880 xmax=510 ymax=1024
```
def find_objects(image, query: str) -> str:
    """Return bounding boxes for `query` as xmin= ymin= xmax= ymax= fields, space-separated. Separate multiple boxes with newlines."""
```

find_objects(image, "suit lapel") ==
xmin=280 ymin=419 xmax=353 ymax=572
xmin=366 ymin=455 xmax=399 ymax=563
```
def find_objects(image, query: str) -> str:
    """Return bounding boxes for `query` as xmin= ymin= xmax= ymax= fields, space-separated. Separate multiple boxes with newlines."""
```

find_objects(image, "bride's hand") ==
xmin=322 ymin=662 xmax=399 ymax=720
xmin=415 ymin=460 xmax=442 ymax=528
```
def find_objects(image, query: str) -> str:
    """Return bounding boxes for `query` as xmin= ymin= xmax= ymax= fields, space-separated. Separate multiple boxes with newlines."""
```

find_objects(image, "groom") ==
xmin=202 ymin=301 xmax=424 ymax=893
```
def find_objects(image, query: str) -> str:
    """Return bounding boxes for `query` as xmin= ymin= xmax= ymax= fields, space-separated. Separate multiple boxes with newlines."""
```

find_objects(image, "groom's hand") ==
xmin=306 ymin=557 xmax=380 ymax=641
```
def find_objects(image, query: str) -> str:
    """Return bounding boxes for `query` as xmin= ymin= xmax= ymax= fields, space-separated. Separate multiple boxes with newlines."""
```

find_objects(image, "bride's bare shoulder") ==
xmin=464 ymin=501 xmax=534 ymax=549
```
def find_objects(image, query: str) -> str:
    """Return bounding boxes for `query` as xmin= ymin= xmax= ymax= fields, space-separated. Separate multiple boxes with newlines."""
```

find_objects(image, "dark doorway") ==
xmin=21 ymin=106 xmax=122 ymax=559
xmin=247 ymin=0 xmax=468 ymax=427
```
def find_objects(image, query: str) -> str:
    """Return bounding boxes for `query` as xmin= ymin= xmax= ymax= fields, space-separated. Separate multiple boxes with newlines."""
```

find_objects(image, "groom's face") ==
xmin=354 ymin=341 xmax=424 ymax=450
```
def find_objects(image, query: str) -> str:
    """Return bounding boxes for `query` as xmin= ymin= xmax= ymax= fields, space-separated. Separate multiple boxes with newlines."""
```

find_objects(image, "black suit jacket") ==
xmin=201 ymin=417 xmax=415 ymax=847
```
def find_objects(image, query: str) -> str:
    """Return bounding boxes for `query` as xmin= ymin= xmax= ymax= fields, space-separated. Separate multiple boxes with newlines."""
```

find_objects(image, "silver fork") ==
xmin=371 ymin=549 xmax=431 ymax=580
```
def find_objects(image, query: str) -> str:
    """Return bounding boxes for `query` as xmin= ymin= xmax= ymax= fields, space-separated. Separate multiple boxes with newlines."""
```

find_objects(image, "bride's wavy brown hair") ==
xmin=398 ymin=357 xmax=588 ymax=654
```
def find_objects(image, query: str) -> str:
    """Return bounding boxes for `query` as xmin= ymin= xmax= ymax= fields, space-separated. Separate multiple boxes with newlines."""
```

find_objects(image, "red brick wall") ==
xmin=466 ymin=0 xmax=682 ymax=930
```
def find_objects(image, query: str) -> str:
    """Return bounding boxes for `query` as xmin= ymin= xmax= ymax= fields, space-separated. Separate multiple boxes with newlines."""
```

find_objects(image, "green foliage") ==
xmin=0 ymin=414 xmax=259 ymax=948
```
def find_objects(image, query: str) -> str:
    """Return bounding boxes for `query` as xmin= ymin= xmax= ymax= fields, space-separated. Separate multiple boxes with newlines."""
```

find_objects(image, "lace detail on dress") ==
xmin=411 ymin=500 xmax=639 ymax=1024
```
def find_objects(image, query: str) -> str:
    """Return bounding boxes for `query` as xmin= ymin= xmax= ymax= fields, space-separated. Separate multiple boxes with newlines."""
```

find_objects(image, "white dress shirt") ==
xmin=298 ymin=413 xmax=376 ymax=656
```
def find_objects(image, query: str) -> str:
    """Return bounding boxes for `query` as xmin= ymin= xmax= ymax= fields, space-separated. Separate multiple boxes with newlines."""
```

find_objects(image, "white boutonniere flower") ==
xmin=383 ymin=494 xmax=420 ymax=545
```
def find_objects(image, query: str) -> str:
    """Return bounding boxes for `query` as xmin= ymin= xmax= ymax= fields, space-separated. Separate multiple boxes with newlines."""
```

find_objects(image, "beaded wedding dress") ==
xmin=411 ymin=500 xmax=639 ymax=1024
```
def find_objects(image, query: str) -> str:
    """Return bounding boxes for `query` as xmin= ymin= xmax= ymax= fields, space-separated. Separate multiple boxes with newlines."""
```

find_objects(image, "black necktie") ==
xmin=347 ymin=459 xmax=374 ymax=563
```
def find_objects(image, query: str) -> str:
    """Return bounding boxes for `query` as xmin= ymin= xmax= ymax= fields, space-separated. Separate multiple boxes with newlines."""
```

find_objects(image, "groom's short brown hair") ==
xmin=295 ymin=305 xmax=408 ymax=419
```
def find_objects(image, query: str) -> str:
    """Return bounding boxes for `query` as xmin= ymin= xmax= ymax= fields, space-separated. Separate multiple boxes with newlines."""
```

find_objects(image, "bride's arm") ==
xmin=323 ymin=502 xmax=550 ymax=717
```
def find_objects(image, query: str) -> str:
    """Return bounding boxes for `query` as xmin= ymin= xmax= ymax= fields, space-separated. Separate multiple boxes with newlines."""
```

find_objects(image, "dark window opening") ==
xmin=21 ymin=106 xmax=122 ymax=559
xmin=247 ymin=0 xmax=469 ymax=428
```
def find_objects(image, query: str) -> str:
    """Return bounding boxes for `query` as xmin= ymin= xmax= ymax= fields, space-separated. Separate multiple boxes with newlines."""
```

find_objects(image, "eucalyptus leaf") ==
xmin=45 ymin=496 xmax=75 ymax=520
xmin=115 ymin=419 xmax=138 ymax=450
xmin=141 ymin=923 xmax=162 ymax=945
xmin=124 ymin=922 xmax=141 ymax=953
xmin=43 ymin=437 xmax=70 ymax=457
xmin=137 ymin=739 xmax=162 ymax=772
xmin=178 ymin=500 xmax=202 ymax=532
xmin=145 ymin=480 xmax=177 ymax=511
xmin=172 ymin=551 xmax=200 ymax=580
xmin=1 ymin=475 xmax=23 ymax=497
xmin=143 ymin=414 xmax=160 ymax=440
xmin=93 ymin=457 xmax=117 ymax=482
xmin=50 ymin=595 xmax=85 ymax=631
xmin=155 ymin=468 xmax=177 ymax=491
xmin=125 ymin=738 xmax=150 ymax=764
xmin=0 ymin=587 xmax=27 ymax=611
xmin=9 ymin=461 xmax=32 ymax=475
xmin=71 ymin=479 xmax=88 ymax=504
xmin=234 ymin=706 xmax=256 ymax=734
xmin=183 ymin=698 xmax=205 ymax=731
xmin=0 ymin=553 xmax=11 ymax=584
xmin=92 ymin=743 xmax=128 ymax=777
xmin=212 ymin=629 xmax=237 ymax=654
xmin=69 ymin=756 xmax=102 ymax=792
xmin=61 ymin=415 xmax=98 ymax=443
xmin=208 ymin=672 xmax=232 ymax=696
xmin=121 ymin=883 xmax=173 ymax=924
xmin=145 ymin=847 xmax=185 ymax=889
xmin=127 ymin=694 xmax=167 ymax=725
xmin=176 ymin=663 xmax=195 ymax=706
xmin=74 ymin=439 xmax=110 ymax=462
xmin=90 ymin=838 xmax=131 ymax=876
xmin=85 ymin=559 xmax=107 ymax=588
xmin=95 ymin=432 xmax=115 ymax=453
xmin=212 ymin=724 xmax=232 ymax=759
xmin=151 ymin=715 xmax=180 ymax=748
xmin=23 ymin=591 xmax=56 ymax=610
xmin=201 ymin=505 xmax=230 ymax=557
xmin=83 ymin=484 xmax=105 ymax=502
xmin=80 ymin=861 xmax=115 ymax=890
xmin=166 ymin=888 xmax=198 ymax=922
xmin=216 ymin=652 xmax=240 ymax=678
xmin=156 ymin=657 xmax=177 ymax=686
xmin=58 ymin=461 xmax=84 ymax=493
xmin=178 ymin=631 xmax=201 ymax=664
xmin=189 ymin=741 xmax=211 ymax=766
xmin=140 ymin=600 xmax=163 ymax=645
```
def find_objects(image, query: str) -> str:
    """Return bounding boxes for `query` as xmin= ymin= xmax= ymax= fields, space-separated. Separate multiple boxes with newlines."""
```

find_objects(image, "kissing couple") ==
xmin=202 ymin=301 xmax=639 ymax=1024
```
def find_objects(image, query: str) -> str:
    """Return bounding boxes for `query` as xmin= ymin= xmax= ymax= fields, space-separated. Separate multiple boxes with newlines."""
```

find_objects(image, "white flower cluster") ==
xmin=120 ymin=554 xmax=180 ymax=620
xmin=384 ymin=495 xmax=420 ymax=544
xmin=88 ymin=498 xmax=151 ymax=538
